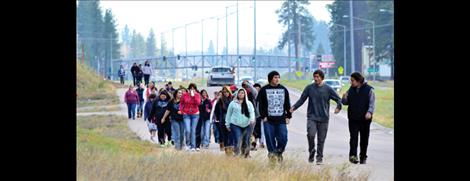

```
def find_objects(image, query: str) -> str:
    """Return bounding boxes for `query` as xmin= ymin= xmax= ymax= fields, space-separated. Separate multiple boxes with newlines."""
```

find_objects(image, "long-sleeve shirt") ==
xmin=292 ymin=83 xmax=342 ymax=122
xmin=257 ymin=84 xmax=292 ymax=124
xmin=142 ymin=65 xmax=153 ymax=75
xmin=243 ymin=83 xmax=260 ymax=118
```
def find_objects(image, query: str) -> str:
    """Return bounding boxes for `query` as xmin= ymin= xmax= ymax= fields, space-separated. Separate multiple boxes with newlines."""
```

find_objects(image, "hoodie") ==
xmin=225 ymin=88 xmax=255 ymax=128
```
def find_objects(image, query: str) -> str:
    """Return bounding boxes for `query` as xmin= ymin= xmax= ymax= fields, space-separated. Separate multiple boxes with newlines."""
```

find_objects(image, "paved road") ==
xmin=117 ymin=85 xmax=393 ymax=181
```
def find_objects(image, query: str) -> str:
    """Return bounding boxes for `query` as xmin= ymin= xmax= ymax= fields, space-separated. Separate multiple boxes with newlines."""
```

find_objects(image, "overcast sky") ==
xmin=94 ymin=0 xmax=333 ymax=55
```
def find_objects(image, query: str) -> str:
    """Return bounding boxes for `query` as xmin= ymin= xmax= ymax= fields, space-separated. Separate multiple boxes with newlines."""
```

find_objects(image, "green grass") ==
xmin=283 ymin=78 xmax=394 ymax=128
xmin=76 ymin=105 xmax=121 ymax=113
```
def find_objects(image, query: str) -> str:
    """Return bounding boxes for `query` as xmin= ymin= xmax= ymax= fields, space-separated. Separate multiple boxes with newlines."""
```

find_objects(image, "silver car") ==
xmin=207 ymin=66 xmax=235 ymax=86
xmin=323 ymin=79 xmax=343 ymax=93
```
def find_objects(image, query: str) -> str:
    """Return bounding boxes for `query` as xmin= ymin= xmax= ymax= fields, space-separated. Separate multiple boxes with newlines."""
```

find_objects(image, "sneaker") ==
xmin=185 ymin=146 xmax=190 ymax=151
xmin=268 ymin=153 xmax=277 ymax=165
xmin=160 ymin=144 xmax=166 ymax=148
xmin=190 ymin=148 xmax=196 ymax=152
xmin=349 ymin=156 xmax=359 ymax=164
xmin=316 ymin=158 xmax=323 ymax=165
xmin=260 ymin=143 xmax=265 ymax=149
xmin=196 ymin=148 xmax=201 ymax=151
xmin=308 ymin=152 xmax=315 ymax=163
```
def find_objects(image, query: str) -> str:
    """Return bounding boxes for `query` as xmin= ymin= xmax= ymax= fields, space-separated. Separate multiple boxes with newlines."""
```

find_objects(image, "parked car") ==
xmin=339 ymin=76 xmax=350 ymax=84
xmin=317 ymin=79 xmax=343 ymax=93
xmin=207 ymin=66 xmax=235 ymax=86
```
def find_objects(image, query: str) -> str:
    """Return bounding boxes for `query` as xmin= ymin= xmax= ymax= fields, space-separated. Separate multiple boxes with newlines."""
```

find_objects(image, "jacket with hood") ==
xmin=225 ymin=88 xmax=255 ymax=128
xmin=180 ymin=91 xmax=201 ymax=115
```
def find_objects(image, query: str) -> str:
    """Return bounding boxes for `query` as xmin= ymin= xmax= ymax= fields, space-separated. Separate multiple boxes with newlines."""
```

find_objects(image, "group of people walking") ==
xmin=117 ymin=60 xmax=154 ymax=86
xmin=123 ymin=69 xmax=375 ymax=165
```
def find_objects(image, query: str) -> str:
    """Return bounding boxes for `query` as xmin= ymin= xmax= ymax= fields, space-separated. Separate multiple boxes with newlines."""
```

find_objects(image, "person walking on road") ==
xmin=196 ymin=89 xmax=212 ymax=149
xmin=341 ymin=72 xmax=375 ymax=164
xmin=136 ymin=64 xmax=144 ymax=85
xmin=225 ymin=88 xmax=255 ymax=158
xmin=130 ymin=63 xmax=139 ymax=86
xmin=144 ymin=93 xmax=158 ymax=142
xmin=162 ymin=89 xmax=185 ymax=150
xmin=118 ymin=65 xmax=126 ymax=85
xmin=214 ymin=86 xmax=233 ymax=154
xmin=180 ymin=83 xmax=201 ymax=151
xmin=257 ymin=71 xmax=292 ymax=163
xmin=124 ymin=84 xmax=139 ymax=120
xmin=251 ymin=83 xmax=265 ymax=149
xmin=290 ymin=70 xmax=342 ymax=165
xmin=136 ymin=82 xmax=145 ymax=118
xmin=142 ymin=61 xmax=154 ymax=86
xmin=150 ymin=90 xmax=172 ymax=147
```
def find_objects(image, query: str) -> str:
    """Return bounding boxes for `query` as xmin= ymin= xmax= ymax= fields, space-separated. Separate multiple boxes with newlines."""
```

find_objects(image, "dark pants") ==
xmin=157 ymin=119 xmax=172 ymax=144
xmin=263 ymin=120 xmax=288 ymax=155
xmin=196 ymin=116 xmax=203 ymax=148
xmin=253 ymin=117 xmax=262 ymax=139
xmin=307 ymin=120 xmax=329 ymax=160
xmin=348 ymin=119 xmax=372 ymax=159
xmin=144 ymin=74 xmax=150 ymax=86
xmin=132 ymin=75 xmax=136 ymax=86
xmin=213 ymin=122 xmax=220 ymax=143
xmin=120 ymin=76 xmax=125 ymax=84
xmin=216 ymin=121 xmax=232 ymax=146
xmin=230 ymin=124 xmax=252 ymax=155
xmin=136 ymin=76 xmax=143 ymax=85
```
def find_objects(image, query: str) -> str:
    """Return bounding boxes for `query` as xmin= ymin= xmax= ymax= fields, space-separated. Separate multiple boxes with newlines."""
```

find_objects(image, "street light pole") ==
xmin=253 ymin=0 xmax=256 ymax=81
xmin=349 ymin=0 xmax=355 ymax=73
xmin=185 ymin=24 xmax=188 ymax=80
xmin=347 ymin=16 xmax=375 ymax=80
xmin=216 ymin=18 xmax=219 ymax=66
xmin=226 ymin=6 xmax=228 ymax=67
xmin=201 ymin=19 xmax=204 ymax=84
xmin=237 ymin=0 xmax=240 ymax=83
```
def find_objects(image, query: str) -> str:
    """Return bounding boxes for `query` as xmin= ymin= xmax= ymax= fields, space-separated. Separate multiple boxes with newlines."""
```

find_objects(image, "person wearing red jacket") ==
xmin=180 ymin=83 xmax=201 ymax=151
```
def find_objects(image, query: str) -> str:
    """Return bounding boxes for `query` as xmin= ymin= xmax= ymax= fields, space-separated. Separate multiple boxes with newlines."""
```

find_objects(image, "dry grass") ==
xmin=77 ymin=62 xmax=119 ymax=107
xmin=77 ymin=115 xmax=369 ymax=181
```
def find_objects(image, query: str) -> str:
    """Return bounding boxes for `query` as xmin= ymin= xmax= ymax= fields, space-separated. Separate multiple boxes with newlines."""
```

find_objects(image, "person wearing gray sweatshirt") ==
xmin=291 ymin=70 xmax=342 ymax=165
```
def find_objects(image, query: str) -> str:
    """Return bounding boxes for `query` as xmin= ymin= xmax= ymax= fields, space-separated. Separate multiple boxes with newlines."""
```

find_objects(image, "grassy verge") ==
xmin=77 ymin=62 xmax=119 ymax=107
xmin=76 ymin=105 xmax=121 ymax=113
xmin=77 ymin=114 xmax=368 ymax=181
xmin=282 ymin=79 xmax=394 ymax=128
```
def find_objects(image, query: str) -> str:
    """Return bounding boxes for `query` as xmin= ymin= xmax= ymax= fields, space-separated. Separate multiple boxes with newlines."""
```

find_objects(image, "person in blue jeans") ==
xmin=124 ymin=85 xmax=140 ymax=120
xmin=225 ymin=88 xmax=255 ymax=157
xmin=196 ymin=89 xmax=212 ymax=149
xmin=162 ymin=89 xmax=185 ymax=150
xmin=144 ymin=93 xmax=157 ymax=142
xmin=257 ymin=71 xmax=292 ymax=163
xmin=135 ymin=83 xmax=145 ymax=118
xmin=180 ymin=83 xmax=201 ymax=151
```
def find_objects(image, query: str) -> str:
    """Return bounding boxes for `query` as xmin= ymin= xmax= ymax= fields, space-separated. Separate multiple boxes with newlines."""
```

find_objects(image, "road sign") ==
xmin=338 ymin=66 xmax=344 ymax=75
xmin=319 ymin=61 xmax=335 ymax=68
xmin=368 ymin=67 xmax=378 ymax=73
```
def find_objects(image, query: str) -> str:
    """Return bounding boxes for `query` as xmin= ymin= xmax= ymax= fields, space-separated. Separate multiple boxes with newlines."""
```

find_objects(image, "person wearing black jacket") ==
xmin=257 ymin=71 xmax=292 ymax=163
xmin=136 ymin=64 xmax=144 ymax=85
xmin=341 ymin=72 xmax=375 ymax=164
xmin=214 ymin=86 xmax=233 ymax=153
xmin=195 ymin=89 xmax=212 ymax=150
xmin=130 ymin=63 xmax=139 ymax=86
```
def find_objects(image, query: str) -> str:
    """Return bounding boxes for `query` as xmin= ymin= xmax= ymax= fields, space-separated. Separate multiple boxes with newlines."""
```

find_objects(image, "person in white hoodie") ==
xmin=142 ymin=60 xmax=154 ymax=86
xmin=225 ymin=88 xmax=255 ymax=158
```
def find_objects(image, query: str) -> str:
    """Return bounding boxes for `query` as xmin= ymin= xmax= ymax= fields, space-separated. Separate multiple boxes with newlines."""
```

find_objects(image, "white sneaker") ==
xmin=185 ymin=146 xmax=190 ymax=151
xmin=196 ymin=148 xmax=201 ymax=151
xmin=190 ymin=148 xmax=196 ymax=152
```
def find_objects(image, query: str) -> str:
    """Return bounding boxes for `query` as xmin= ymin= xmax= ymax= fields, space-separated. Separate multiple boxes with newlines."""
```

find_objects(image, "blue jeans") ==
xmin=171 ymin=119 xmax=185 ymax=150
xmin=127 ymin=103 xmax=136 ymax=119
xmin=263 ymin=120 xmax=288 ymax=154
xmin=201 ymin=119 xmax=211 ymax=147
xmin=184 ymin=114 xmax=199 ymax=149
xmin=230 ymin=123 xmax=253 ymax=155
xmin=136 ymin=101 xmax=144 ymax=113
